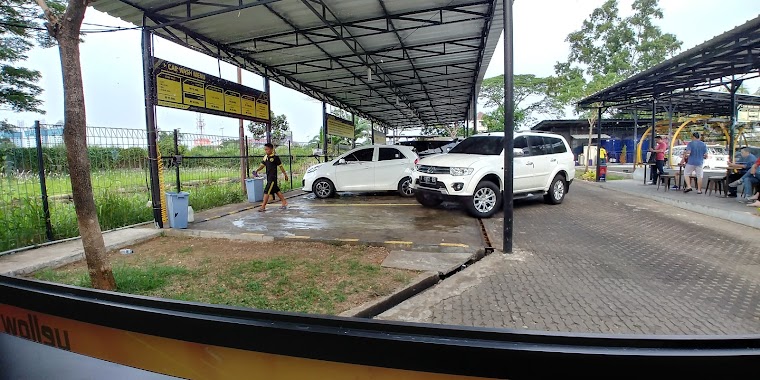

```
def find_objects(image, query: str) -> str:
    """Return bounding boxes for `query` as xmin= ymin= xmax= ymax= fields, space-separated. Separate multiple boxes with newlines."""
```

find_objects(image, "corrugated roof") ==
xmin=91 ymin=0 xmax=504 ymax=129
xmin=579 ymin=15 xmax=760 ymax=108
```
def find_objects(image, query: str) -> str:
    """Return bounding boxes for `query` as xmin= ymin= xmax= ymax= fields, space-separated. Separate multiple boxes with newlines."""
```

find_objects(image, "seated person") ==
xmin=726 ymin=147 xmax=757 ymax=198
xmin=746 ymin=192 xmax=760 ymax=208
xmin=729 ymin=155 xmax=760 ymax=201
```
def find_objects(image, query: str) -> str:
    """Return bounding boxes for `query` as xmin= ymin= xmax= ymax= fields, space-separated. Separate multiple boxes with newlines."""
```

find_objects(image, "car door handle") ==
xmin=526 ymin=161 xmax=534 ymax=166
xmin=550 ymin=158 xmax=557 ymax=162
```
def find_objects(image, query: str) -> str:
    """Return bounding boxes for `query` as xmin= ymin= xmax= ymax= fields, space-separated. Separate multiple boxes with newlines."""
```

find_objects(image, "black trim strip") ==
xmin=1 ymin=275 xmax=759 ymax=378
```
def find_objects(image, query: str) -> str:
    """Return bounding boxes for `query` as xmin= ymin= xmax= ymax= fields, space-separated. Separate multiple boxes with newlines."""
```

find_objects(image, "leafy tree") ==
xmin=549 ymin=0 xmax=682 ymax=113
xmin=247 ymin=111 xmax=290 ymax=145
xmin=422 ymin=121 xmax=466 ymax=137
xmin=1 ymin=0 xmax=65 ymax=113
xmin=548 ymin=0 xmax=682 ymax=171
xmin=35 ymin=0 xmax=116 ymax=290
xmin=1 ymin=119 xmax=14 ymax=132
xmin=479 ymin=74 xmax=564 ymax=131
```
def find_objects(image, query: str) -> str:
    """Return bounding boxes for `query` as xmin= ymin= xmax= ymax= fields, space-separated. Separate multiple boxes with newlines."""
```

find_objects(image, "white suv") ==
xmin=411 ymin=132 xmax=575 ymax=218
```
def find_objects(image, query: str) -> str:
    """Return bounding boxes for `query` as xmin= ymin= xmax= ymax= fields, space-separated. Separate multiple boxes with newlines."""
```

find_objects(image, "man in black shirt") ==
xmin=254 ymin=143 xmax=289 ymax=212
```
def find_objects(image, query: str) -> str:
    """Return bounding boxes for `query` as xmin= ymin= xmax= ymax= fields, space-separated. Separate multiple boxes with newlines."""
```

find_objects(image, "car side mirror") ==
xmin=513 ymin=148 xmax=524 ymax=157
xmin=337 ymin=158 xmax=347 ymax=165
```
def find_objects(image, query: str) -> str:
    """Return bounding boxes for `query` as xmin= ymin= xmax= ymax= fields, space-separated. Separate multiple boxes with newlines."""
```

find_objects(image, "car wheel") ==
xmin=415 ymin=191 xmax=443 ymax=208
xmin=313 ymin=178 xmax=335 ymax=199
xmin=544 ymin=174 xmax=566 ymax=205
xmin=465 ymin=181 xmax=501 ymax=218
xmin=398 ymin=177 xmax=414 ymax=197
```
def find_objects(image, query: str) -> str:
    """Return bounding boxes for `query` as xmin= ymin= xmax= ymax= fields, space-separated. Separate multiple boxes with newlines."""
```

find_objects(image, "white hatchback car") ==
xmin=667 ymin=144 xmax=729 ymax=169
xmin=412 ymin=132 xmax=575 ymax=218
xmin=302 ymin=145 xmax=419 ymax=198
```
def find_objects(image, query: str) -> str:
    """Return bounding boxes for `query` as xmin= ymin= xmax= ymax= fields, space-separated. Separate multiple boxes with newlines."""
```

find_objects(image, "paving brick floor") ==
xmin=379 ymin=184 xmax=760 ymax=335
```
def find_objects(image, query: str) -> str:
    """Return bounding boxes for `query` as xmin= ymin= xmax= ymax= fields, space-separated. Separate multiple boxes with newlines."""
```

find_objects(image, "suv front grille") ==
xmin=416 ymin=165 xmax=450 ymax=174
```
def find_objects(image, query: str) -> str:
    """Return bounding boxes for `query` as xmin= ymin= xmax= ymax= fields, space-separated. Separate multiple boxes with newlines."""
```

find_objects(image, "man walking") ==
xmin=254 ymin=143 xmax=289 ymax=212
xmin=649 ymin=136 xmax=667 ymax=185
xmin=682 ymin=132 xmax=708 ymax=194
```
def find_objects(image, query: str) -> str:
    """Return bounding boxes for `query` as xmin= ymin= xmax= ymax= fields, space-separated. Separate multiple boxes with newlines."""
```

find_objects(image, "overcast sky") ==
xmin=2 ymin=0 xmax=759 ymax=141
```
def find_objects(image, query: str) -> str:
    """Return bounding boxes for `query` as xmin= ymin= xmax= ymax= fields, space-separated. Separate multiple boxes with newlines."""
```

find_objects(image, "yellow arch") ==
xmin=636 ymin=115 xmax=709 ymax=167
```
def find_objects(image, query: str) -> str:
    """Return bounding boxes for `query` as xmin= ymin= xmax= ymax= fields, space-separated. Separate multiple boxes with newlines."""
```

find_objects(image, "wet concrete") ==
xmin=194 ymin=193 xmax=484 ymax=250
xmin=382 ymin=250 xmax=474 ymax=274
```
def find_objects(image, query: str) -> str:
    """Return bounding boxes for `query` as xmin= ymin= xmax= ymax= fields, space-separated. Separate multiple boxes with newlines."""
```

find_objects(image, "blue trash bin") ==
xmin=166 ymin=191 xmax=190 ymax=229
xmin=245 ymin=178 xmax=264 ymax=203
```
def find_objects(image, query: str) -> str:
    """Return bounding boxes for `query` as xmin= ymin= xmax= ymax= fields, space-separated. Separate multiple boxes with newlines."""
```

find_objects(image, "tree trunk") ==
xmin=55 ymin=1 xmax=116 ymax=290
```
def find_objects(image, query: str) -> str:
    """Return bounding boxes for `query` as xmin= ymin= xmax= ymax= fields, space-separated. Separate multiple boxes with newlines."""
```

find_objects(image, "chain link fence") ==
xmin=0 ymin=123 xmax=325 ymax=253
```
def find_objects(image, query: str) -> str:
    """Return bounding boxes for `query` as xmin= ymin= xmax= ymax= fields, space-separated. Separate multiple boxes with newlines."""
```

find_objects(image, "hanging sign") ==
xmin=326 ymin=114 xmax=355 ymax=139
xmin=152 ymin=57 xmax=270 ymax=123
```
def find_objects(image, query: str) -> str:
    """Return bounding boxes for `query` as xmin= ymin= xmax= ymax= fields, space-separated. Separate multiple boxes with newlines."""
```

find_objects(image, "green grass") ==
xmin=0 ymin=167 xmax=242 ymax=202
xmin=175 ymin=251 xmax=401 ymax=315
xmin=0 ymin=168 xmax=304 ymax=252
xmin=34 ymin=263 xmax=190 ymax=294
xmin=575 ymin=168 xmax=626 ymax=181
xmin=31 ymin=240 xmax=414 ymax=315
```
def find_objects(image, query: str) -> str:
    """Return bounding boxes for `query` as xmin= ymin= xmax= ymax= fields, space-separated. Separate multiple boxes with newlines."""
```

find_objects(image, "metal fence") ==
xmin=1 ymin=123 xmax=152 ymax=252
xmin=0 ymin=122 xmax=331 ymax=253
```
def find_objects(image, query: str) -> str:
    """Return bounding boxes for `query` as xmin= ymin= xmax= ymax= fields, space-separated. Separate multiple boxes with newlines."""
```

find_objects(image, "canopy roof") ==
xmin=617 ymin=91 xmax=760 ymax=116
xmin=579 ymin=15 xmax=760 ymax=108
xmin=91 ymin=0 xmax=504 ymax=129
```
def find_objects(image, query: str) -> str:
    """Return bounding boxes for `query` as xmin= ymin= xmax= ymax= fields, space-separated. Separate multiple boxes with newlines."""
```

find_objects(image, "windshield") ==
xmin=448 ymin=136 xmax=504 ymax=155
xmin=710 ymin=147 xmax=727 ymax=155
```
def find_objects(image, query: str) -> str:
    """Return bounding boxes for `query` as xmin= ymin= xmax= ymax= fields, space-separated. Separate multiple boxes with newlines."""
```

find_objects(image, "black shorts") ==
xmin=265 ymin=180 xmax=281 ymax=195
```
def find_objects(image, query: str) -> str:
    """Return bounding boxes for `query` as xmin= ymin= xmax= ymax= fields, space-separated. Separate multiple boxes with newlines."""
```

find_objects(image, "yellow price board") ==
xmin=373 ymin=129 xmax=387 ymax=144
xmin=326 ymin=114 xmax=355 ymax=139
xmin=152 ymin=58 xmax=269 ymax=123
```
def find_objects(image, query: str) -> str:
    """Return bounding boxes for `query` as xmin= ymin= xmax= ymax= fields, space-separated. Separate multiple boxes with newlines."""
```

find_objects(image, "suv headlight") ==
xmin=450 ymin=167 xmax=474 ymax=176
xmin=306 ymin=165 xmax=320 ymax=174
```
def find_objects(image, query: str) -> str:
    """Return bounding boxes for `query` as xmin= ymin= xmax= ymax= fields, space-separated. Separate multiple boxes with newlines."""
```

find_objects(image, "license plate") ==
xmin=420 ymin=176 xmax=437 ymax=184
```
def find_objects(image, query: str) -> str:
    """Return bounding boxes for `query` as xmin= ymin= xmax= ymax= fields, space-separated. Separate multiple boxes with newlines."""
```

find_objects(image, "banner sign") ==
xmin=373 ymin=129 xmax=387 ymax=144
xmin=152 ymin=58 xmax=269 ymax=123
xmin=326 ymin=114 xmax=355 ymax=139
xmin=739 ymin=105 xmax=760 ymax=122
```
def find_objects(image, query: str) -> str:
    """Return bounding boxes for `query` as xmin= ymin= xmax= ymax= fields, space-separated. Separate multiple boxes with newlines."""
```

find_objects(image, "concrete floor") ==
xmin=192 ymin=192 xmax=485 ymax=250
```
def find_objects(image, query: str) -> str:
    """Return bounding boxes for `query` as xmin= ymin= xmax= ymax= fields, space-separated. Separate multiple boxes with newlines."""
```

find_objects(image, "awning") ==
xmin=578 ymin=15 xmax=760 ymax=109
xmin=90 ymin=0 xmax=504 ymax=129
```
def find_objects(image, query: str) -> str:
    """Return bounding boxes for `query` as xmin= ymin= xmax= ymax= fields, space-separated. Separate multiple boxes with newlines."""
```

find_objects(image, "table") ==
xmin=643 ymin=163 xmax=659 ymax=184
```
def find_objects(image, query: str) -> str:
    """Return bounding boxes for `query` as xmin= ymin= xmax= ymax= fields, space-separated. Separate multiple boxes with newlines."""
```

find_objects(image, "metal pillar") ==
xmin=173 ymin=129 xmax=181 ymax=192
xmin=264 ymin=76 xmax=272 ymax=144
xmin=650 ymin=99 xmax=657 ymax=150
xmin=595 ymin=107 xmax=602 ymax=181
xmin=238 ymin=67 xmax=247 ymax=193
xmin=502 ymin=0 xmax=514 ymax=254
xmin=322 ymin=102 xmax=328 ymax=162
xmin=34 ymin=121 xmax=53 ymax=241
xmin=728 ymin=80 xmax=743 ymax=158
xmin=633 ymin=111 xmax=639 ymax=164
xmin=473 ymin=89 xmax=479 ymax=135
xmin=370 ymin=121 xmax=375 ymax=144
xmin=142 ymin=27 xmax=163 ymax=228
xmin=666 ymin=102 xmax=674 ymax=142
xmin=352 ymin=113 xmax=356 ymax=148
xmin=649 ymin=99 xmax=656 ymax=183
